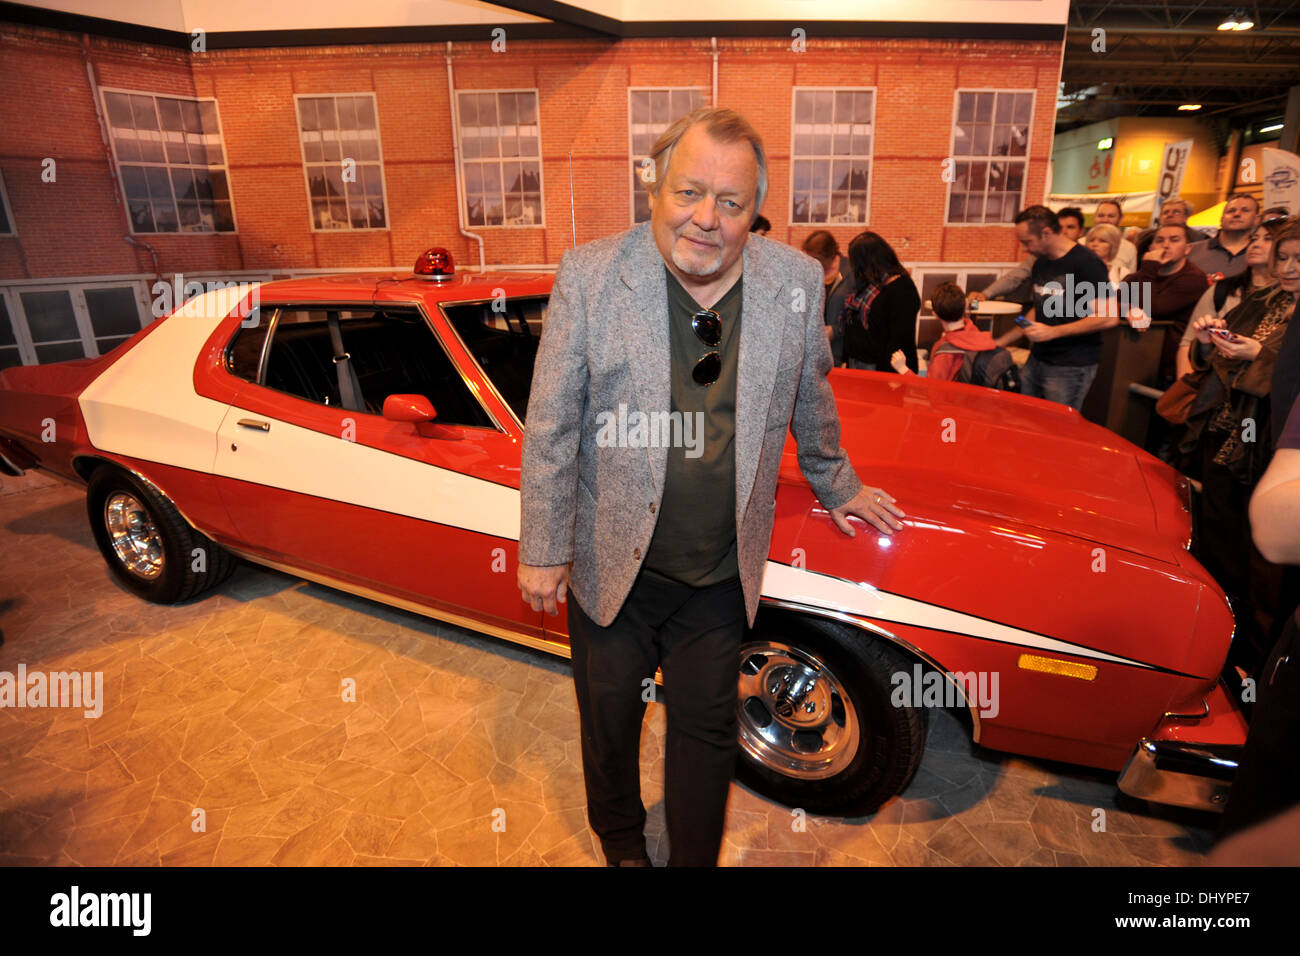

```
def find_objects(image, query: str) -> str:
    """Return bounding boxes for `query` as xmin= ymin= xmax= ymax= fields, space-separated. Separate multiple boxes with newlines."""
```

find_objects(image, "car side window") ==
xmin=251 ymin=306 xmax=496 ymax=429
xmin=441 ymin=296 xmax=546 ymax=423
xmin=225 ymin=308 xmax=270 ymax=382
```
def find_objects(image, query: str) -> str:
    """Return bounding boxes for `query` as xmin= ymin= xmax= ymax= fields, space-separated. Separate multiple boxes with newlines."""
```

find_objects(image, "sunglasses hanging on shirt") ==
xmin=691 ymin=309 xmax=722 ymax=386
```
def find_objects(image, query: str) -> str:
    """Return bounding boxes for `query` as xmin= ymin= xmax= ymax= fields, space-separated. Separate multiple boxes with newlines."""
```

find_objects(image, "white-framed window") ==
xmin=629 ymin=88 xmax=709 ymax=223
xmin=790 ymin=88 xmax=875 ymax=225
xmin=0 ymin=170 xmax=15 ymax=236
xmin=946 ymin=90 xmax=1035 ymax=225
xmin=295 ymin=94 xmax=389 ymax=231
xmin=456 ymin=90 xmax=543 ymax=227
xmin=100 ymin=88 xmax=236 ymax=233
xmin=0 ymin=282 xmax=152 ymax=366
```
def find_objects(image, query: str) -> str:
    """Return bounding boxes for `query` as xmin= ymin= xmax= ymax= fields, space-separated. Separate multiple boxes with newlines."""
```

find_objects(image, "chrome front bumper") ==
xmin=1117 ymin=739 xmax=1240 ymax=813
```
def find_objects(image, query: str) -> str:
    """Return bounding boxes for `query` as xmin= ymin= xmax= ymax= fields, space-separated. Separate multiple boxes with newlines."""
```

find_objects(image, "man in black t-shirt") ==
xmin=996 ymin=205 xmax=1116 ymax=410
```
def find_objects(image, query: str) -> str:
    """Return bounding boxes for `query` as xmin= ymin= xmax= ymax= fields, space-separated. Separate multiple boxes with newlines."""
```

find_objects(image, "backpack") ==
xmin=931 ymin=341 xmax=1020 ymax=391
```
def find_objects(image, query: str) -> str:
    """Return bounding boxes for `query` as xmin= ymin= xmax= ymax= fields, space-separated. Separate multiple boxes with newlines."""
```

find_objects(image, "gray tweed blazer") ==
xmin=519 ymin=220 xmax=863 ymax=627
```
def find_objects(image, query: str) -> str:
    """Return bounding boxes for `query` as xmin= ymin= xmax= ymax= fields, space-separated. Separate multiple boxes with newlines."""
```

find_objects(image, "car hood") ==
xmin=804 ymin=371 xmax=1182 ymax=564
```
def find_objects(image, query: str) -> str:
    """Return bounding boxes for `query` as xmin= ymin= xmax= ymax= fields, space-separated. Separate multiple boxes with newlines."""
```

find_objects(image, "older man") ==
xmin=517 ymin=107 xmax=903 ymax=867
xmin=1134 ymin=197 xmax=1207 ymax=258
xmin=1189 ymin=193 xmax=1261 ymax=279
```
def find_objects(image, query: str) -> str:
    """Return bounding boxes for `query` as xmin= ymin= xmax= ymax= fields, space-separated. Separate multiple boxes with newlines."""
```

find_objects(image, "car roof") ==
xmin=252 ymin=270 xmax=554 ymax=306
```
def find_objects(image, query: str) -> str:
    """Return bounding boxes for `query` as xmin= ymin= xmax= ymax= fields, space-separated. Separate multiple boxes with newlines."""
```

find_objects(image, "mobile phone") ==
xmin=1014 ymin=315 xmax=1032 ymax=328
xmin=1209 ymin=327 xmax=1239 ymax=342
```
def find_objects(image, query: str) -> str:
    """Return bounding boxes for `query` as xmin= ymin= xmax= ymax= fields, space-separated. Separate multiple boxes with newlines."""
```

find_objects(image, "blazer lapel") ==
xmin=735 ymin=238 xmax=786 ymax=518
xmin=616 ymin=222 xmax=672 ymax=497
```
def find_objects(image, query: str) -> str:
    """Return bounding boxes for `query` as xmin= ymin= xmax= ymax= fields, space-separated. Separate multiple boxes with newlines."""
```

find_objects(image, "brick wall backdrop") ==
xmin=0 ymin=24 xmax=1062 ymax=281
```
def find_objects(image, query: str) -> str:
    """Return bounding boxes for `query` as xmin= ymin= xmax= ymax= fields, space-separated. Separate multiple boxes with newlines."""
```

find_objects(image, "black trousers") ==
xmin=1194 ymin=442 xmax=1284 ymax=672
xmin=566 ymin=570 xmax=746 ymax=867
xmin=1218 ymin=612 xmax=1300 ymax=841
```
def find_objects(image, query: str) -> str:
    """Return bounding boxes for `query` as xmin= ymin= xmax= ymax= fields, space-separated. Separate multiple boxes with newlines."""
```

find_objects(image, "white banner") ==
xmin=1150 ymin=139 xmax=1195 ymax=226
xmin=1262 ymin=148 xmax=1300 ymax=216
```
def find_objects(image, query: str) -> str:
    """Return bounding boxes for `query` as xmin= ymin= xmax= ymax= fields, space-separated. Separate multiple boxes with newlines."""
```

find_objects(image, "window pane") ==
xmin=158 ymin=98 xmax=184 ymax=131
xmin=105 ymin=92 xmax=133 ymax=128
xmin=0 ymin=347 xmax=21 ymax=371
xmin=1014 ymin=92 xmax=1034 ymax=123
xmin=957 ymin=93 xmax=975 ymax=123
xmin=630 ymin=89 xmax=650 ymax=125
xmin=121 ymin=166 xmax=150 ymax=199
xmin=214 ymin=200 xmax=235 ymax=231
xmin=95 ymin=335 xmax=133 ymax=355
xmin=355 ymin=96 xmax=376 ymax=129
xmin=316 ymin=98 xmax=338 ymax=130
xmin=225 ymin=310 xmax=269 ymax=381
xmin=459 ymin=92 xmax=478 ymax=127
xmin=85 ymin=287 xmax=142 ymax=338
xmin=20 ymin=291 xmax=78 ymax=342
xmin=171 ymin=167 xmax=197 ymax=200
xmin=337 ymin=97 xmax=357 ymax=130
xmin=0 ymin=297 xmax=15 ymax=346
xmin=153 ymin=201 xmax=178 ymax=231
xmin=298 ymin=98 xmax=318 ymax=131
xmin=130 ymin=201 xmax=155 ymax=231
xmin=185 ymin=100 xmax=206 ymax=132
xmin=518 ymin=94 xmax=536 ymax=124
xmin=131 ymin=95 xmax=158 ymax=129
xmin=146 ymin=166 xmax=172 ymax=199
xmin=210 ymin=170 xmax=231 ymax=201
xmin=499 ymin=92 xmax=518 ymax=125
xmin=795 ymin=90 xmax=815 ymax=122
xmin=36 ymin=342 xmax=86 ymax=364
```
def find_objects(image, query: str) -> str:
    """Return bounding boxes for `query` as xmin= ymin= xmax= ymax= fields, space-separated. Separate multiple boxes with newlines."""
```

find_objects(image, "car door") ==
xmin=212 ymin=302 xmax=544 ymax=641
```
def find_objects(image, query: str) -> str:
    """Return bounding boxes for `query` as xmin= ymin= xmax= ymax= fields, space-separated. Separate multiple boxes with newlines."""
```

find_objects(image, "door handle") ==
xmin=237 ymin=419 xmax=271 ymax=432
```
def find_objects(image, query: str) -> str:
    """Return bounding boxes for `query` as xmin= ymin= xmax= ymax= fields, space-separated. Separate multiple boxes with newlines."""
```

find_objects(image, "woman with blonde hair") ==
xmin=1084 ymin=223 xmax=1127 ymax=286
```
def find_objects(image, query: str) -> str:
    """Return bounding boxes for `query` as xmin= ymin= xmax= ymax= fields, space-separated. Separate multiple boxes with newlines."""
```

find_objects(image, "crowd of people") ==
xmin=778 ymin=198 xmax=1300 ymax=676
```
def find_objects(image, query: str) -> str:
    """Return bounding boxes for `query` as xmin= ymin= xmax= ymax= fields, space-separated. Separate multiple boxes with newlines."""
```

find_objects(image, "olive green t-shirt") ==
xmin=641 ymin=266 xmax=742 ymax=586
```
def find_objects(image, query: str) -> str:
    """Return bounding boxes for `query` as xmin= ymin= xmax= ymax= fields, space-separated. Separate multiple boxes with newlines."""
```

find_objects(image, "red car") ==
xmin=0 ymin=249 xmax=1245 ymax=817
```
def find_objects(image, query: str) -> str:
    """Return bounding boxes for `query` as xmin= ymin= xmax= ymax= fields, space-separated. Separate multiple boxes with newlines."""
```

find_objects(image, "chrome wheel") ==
xmin=737 ymin=640 xmax=860 ymax=780
xmin=104 ymin=492 xmax=164 ymax=580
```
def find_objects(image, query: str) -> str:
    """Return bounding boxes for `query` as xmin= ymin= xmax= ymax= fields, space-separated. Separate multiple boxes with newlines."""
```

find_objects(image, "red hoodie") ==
xmin=926 ymin=318 xmax=999 ymax=382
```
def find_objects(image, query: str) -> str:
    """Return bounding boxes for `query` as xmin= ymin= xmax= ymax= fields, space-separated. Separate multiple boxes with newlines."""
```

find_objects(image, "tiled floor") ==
xmin=0 ymin=469 xmax=1218 ymax=865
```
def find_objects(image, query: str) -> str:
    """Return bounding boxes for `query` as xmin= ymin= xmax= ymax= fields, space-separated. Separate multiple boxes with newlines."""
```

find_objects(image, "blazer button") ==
xmin=634 ymin=548 xmax=642 ymax=559
xmin=649 ymin=502 xmax=656 ymax=514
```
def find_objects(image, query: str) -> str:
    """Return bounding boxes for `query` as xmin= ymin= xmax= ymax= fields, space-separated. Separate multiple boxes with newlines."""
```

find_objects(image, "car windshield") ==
xmin=441 ymin=296 xmax=546 ymax=423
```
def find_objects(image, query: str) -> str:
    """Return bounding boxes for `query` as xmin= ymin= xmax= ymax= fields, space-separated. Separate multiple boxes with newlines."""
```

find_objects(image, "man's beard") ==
xmin=672 ymin=234 xmax=724 ymax=276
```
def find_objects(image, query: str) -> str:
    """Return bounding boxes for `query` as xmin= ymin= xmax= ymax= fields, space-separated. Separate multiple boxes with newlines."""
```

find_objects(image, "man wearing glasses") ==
xmin=518 ymin=107 xmax=903 ymax=867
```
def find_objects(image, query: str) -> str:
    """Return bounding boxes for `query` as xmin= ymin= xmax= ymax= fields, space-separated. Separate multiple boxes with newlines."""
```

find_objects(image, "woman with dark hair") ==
xmin=1176 ymin=218 xmax=1290 ymax=379
xmin=839 ymin=231 xmax=920 ymax=373
xmin=1180 ymin=218 xmax=1297 ymax=671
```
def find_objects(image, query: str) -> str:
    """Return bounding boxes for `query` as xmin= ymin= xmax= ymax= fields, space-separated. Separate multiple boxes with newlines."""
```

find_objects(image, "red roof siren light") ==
xmin=414 ymin=247 xmax=455 ymax=281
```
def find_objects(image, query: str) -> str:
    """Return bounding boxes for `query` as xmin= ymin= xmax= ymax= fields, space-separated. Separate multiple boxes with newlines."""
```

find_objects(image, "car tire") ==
xmin=86 ymin=466 xmax=238 ymax=604
xmin=734 ymin=612 xmax=926 ymax=815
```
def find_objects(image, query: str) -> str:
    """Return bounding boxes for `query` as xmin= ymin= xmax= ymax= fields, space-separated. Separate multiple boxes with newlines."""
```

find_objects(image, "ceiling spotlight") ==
xmin=1219 ymin=9 xmax=1255 ymax=30
xmin=1178 ymin=104 xmax=1202 ymax=111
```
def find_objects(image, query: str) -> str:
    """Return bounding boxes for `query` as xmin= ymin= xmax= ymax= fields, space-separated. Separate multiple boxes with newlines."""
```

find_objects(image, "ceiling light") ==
xmin=1178 ymin=104 xmax=1202 ymax=111
xmin=1260 ymin=123 xmax=1283 ymax=133
xmin=1219 ymin=9 xmax=1255 ymax=30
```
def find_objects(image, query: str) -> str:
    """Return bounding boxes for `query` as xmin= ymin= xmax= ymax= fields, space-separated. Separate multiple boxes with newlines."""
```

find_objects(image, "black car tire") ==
xmin=735 ymin=612 xmax=926 ymax=816
xmin=86 ymin=466 xmax=238 ymax=604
